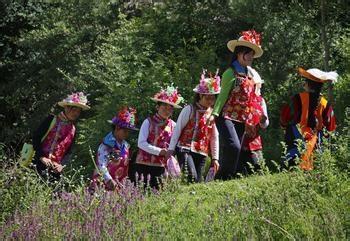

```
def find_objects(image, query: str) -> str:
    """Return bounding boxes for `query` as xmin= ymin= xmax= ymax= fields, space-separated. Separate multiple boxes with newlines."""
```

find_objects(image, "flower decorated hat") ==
xmin=193 ymin=69 xmax=221 ymax=95
xmin=58 ymin=92 xmax=90 ymax=110
xmin=151 ymin=85 xmax=184 ymax=108
xmin=227 ymin=30 xmax=263 ymax=58
xmin=298 ymin=67 xmax=338 ymax=84
xmin=108 ymin=106 xmax=139 ymax=131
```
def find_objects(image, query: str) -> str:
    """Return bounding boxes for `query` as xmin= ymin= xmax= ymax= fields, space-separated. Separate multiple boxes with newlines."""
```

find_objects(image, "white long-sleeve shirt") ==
xmin=137 ymin=118 xmax=176 ymax=156
xmin=260 ymin=98 xmax=269 ymax=129
xmin=169 ymin=105 xmax=219 ymax=160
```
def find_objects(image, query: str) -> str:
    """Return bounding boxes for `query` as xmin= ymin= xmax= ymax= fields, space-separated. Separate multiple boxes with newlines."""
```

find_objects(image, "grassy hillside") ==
xmin=1 ymin=147 xmax=349 ymax=239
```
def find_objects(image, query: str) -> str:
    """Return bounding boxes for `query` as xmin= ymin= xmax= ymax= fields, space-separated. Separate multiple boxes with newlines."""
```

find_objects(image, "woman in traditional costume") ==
xmin=280 ymin=68 xmax=337 ymax=170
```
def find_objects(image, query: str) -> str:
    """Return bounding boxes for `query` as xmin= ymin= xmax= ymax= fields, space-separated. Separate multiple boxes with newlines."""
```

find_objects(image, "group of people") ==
xmin=29 ymin=30 xmax=338 ymax=190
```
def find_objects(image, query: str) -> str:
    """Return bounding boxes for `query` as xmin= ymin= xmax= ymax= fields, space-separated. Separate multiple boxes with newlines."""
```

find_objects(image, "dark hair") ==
xmin=306 ymin=80 xmax=324 ymax=128
xmin=228 ymin=46 xmax=255 ymax=66
xmin=193 ymin=93 xmax=201 ymax=105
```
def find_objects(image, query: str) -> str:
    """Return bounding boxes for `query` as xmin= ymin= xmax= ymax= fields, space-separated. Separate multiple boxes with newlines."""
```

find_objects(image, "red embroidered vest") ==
xmin=41 ymin=114 xmax=76 ymax=164
xmin=92 ymin=141 xmax=130 ymax=183
xmin=243 ymin=132 xmax=263 ymax=151
xmin=136 ymin=114 xmax=175 ymax=167
xmin=178 ymin=104 xmax=214 ymax=157
xmin=222 ymin=72 xmax=263 ymax=126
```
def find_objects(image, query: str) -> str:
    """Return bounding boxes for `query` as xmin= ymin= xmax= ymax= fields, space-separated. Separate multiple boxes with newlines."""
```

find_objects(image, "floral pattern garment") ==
xmin=92 ymin=132 xmax=130 ymax=190
xmin=222 ymin=74 xmax=263 ymax=126
xmin=41 ymin=114 xmax=75 ymax=164
xmin=136 ymin=114 xmax=175 ymax=167
xmin=178 ymin=104 xmax=214 ymax=156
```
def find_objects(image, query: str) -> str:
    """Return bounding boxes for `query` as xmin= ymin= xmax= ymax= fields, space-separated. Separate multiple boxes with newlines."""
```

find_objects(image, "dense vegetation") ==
xmin=0 ymin=0 xmax=349 ymax=239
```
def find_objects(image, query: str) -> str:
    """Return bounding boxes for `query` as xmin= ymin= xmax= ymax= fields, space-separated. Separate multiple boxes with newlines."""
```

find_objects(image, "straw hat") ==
xmin=57 ymin=92 xmax=90 ymax=110
xmin=151 ymin=85 xmax=184 ymax=108
xmin=298 ymin=67 xmax=338 ymax=84
xmin=227 ymin=30 xmax=263 ymax=58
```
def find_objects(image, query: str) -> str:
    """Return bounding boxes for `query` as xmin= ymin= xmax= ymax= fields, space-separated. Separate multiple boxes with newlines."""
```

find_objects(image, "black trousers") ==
xmin=176 ymin=148 xmax=207 ymax=183
xmin=240 ymin=149 xmax=263 ymax=175
xmin=215 ymin=116 xmax=245 ymax=180
xmin=131 ymin=163 xmax=165 ymax=189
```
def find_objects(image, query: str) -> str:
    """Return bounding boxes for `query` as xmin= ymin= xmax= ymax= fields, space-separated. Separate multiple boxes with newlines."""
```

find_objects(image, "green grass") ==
xmin=128 ymin=171 xmax=349 ymax=240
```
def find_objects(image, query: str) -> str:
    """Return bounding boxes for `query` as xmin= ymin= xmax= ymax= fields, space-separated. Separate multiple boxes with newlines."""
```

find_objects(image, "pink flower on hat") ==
xmin=193 ymin=69 xmax=221 ymax=94
xmin=58 ymin=92 xmax=90 ymax=110
xmin=111 ymin=107 xmax=138 ymax=130
xmin=151 ymin=85 xmax=184 ymax=108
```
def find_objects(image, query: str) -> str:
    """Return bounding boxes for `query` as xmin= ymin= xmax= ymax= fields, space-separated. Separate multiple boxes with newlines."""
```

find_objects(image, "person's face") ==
xmin=237 ymin=50 xmax=255 ymax=67
xmin=114 ymin=127 xmax=129 ymax=141
xmin=199 ymin=94 xmax=216 ymax=108
xmin=64 ymin=106 xmax=82 ymax=121
xmin=157 ymin=103 xmax=174 ymax=119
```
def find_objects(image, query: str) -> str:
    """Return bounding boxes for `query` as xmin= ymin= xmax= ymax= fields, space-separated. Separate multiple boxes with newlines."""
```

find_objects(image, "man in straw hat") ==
xmin=207 ymin=30 xmax=267 ymax=180
xmin=280 ymin=67 xmax=337 ymax=170
xmin=32 ymin=92 xmax=90 ymax=182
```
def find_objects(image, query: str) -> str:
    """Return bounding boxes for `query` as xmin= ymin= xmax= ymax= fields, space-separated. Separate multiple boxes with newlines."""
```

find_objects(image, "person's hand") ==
xmin=40 ymin=157 xmax=53 ymax=168
xmin=106 ymin=179 xmax=117 ymax=191
xmin=52 ymin=162 xmax=64 ymax=173
xmin=211 ymin=159 xmax=220 ymax=172
xmin=165 ymin=150 xmax=175 ymax=159
xmin=260 ymin=115 xmax=267 ymax=125
xmin=206 ymin=114 xmax=216 ymax=125
xmin=159 ymin=149 xmax=167 ymax=157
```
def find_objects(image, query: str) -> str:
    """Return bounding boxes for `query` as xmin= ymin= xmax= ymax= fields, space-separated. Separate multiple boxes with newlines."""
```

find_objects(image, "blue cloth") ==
xmin=102 ymin=132 xmax=128 ymax=157
xmin=283 ymin=125 xmax=304 ymax=165
xmin=231 ymin=60 xmax=247 ymax=75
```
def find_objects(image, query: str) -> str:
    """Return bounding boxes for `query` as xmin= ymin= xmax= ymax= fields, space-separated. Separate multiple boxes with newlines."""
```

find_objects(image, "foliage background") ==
xmin=1 ymin=0 xmax=349 ymax=174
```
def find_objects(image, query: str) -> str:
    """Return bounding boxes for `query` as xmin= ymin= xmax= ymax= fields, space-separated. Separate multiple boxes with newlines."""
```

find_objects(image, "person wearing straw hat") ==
xmin=280 ymin=67 xmax=337 ymax=170
xmin=32 ymin=92 xmax=90 ymax=182
xmin=91 ymin=107 xmax=138 ymax=191
xmin=207 ymin=30 xmax=265 ymax=180
xmin=167 ymin=71 xmax=220 ymax=183
xmin=133 ymin=86 xmax=183 ymax=189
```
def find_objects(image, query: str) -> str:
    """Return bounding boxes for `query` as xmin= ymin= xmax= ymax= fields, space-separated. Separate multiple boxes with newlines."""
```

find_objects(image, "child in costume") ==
xmin=134 ymin=86 xmax=183 ymax=189
xmin=91 ymin=107 xmax=138 ymax=191
xmin=32 ymin=92 xmax=90 ymax=182
xmin=168 ymin=71 xmax=220 ymax=183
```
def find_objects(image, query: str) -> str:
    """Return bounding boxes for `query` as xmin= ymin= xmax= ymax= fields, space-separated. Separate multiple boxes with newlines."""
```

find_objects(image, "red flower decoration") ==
xmin=240 ymin=30 xmax=262 ymax=47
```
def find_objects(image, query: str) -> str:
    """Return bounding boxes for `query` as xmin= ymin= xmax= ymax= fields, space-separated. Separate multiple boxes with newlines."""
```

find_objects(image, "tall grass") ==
xmin=0 ymin=116 xmax=349 ymax=239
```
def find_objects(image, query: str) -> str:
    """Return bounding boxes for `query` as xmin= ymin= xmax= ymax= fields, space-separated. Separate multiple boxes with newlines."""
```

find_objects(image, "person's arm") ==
xmin=210 ymin=124 xmax=219 ymax=160
xmin=212 ymin=68 xmax=235 ymax=116
xmin=32 ymin=115 xmax=54 ymax=160
xmin=260 ymin=98 xmax=269 ymax=129
xmin=96 ymin=144 xmax=113 ymax=182
xmin=280 ymin=95 xmax=300 ymax=128
xmin=168 ymin=105 xmax=192 ymax=151
xmin=137 ymin=119 xmax=163 ymax=155
xmin=323 ymin=102 xmax=336 ymax=132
